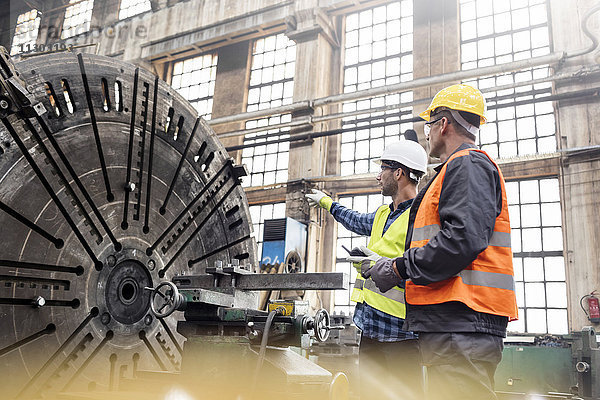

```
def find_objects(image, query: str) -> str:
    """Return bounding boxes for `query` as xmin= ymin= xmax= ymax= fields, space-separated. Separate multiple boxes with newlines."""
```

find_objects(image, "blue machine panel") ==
xmin=261 ymin=240 xmax=286 ymax=265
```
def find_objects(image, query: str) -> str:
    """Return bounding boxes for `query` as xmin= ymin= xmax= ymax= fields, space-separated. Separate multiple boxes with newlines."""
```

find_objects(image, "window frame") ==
xmin=459 ymin=0 xmax=557 ymax=159
xmin=341 ymin=0 xmax=416 ymax=176
xmin=242 ymin=33 xmax=297 ymax=188
xmin=506 ymin=176 xmax=568 ymax=335
xmin=169 ymin=52 xmax=219 ymax=121
xmin=10 ymin=9 xmax=41 ymax=55
xmin=61 ymin=0 xmax=95 ymax=39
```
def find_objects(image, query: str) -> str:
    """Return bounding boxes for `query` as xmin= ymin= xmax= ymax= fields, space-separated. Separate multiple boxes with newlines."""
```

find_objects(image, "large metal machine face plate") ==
xmin=0 ymin=53 xmax=256 ymax=397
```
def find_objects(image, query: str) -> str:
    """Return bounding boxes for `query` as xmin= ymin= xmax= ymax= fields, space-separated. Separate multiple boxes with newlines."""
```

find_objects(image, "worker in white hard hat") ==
xmin=363 ymin=84 xmax=518 ymax=400
xmin=305 ymin=134 xmax=428 ymax=400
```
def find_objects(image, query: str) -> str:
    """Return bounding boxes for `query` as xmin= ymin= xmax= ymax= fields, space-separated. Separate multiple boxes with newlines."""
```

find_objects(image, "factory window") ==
xmin=242 ymin=33 xmax=296 ymax=187
xmin=334 ymin=193 xmax=386 ymax=315
xmin=61 ymin=0 xmax=94 ymax=39
xmin=10 ymin=10 xmax=41 ymax=55
xmin=170 ymin=53 xmax=218 ymax=120
xmin=506 ymin=177 xmax=567 ymax=334
xmin=341 ymin=1 xmax=414 ymax=176
xmin=118 ymin=0 xmax=151 ymax=20
xmin=460 ymin=0 xmax=555 ymax=159
xmin=249 ymin=202 xmax=286 ymax=261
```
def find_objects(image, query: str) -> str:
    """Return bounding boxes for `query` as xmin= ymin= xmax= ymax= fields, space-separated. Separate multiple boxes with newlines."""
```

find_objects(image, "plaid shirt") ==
xmin=330 ymin=199 xmax=417 ymax=342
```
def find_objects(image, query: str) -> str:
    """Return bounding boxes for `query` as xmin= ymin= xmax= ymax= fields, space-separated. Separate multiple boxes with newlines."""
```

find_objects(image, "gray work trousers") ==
xmin=359 ymin=336 xmax=423 ymax=400
xmin=419 ymin=332 xmax=504 ymax=400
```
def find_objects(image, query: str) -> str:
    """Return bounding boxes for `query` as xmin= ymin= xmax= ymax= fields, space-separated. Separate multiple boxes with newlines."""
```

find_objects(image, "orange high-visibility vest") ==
xmin=405 ymin=148 xmax=518 ymax=320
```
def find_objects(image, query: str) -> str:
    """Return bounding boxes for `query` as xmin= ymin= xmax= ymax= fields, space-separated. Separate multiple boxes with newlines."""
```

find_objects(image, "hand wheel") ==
xmin=148 ymin=281 xmax=184 ymax=318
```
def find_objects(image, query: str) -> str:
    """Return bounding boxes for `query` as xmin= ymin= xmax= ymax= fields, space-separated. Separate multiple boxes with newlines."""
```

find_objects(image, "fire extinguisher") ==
xmin=584 ymin=291 xmax=600 ymax=323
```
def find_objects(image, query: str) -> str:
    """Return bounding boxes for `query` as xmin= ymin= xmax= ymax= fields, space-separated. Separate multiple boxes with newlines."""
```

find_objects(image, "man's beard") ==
xmin=381 ymin=183 xmax=396 ymax=197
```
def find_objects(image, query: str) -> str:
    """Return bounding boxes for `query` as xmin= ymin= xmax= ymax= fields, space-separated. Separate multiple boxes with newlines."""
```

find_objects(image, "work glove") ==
xmin=345 ymin=245 xmax=381 ymax=275
xmin=305 ymin=189 xmax=333 ymax=211
xmin=362 ymin=257 xmax=403 ymax=293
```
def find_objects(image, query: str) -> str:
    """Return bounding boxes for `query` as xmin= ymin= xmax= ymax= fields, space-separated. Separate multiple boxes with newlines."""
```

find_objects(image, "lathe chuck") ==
xmin=0 ymin=52 xmax=255 ymax=398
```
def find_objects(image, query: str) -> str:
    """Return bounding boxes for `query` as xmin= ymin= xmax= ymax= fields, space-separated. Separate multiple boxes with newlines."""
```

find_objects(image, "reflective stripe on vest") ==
xmin=350 ymin=205 xmax=409 ymax=319
xmin=351 ymin=276 xmax=365 ymax=303
xmin=354 ymin=277 xmax=407 ymax=301
xmin=457 ymin=269 xmax=515 ymax=291
xmin=405 ymin=148 xmax=518 ymax=320
xmin=413 ymin=224 xmax=512 ymax=248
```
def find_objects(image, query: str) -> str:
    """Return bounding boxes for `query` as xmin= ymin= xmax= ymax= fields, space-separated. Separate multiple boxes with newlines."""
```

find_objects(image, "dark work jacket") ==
xmin=397 ymin=143 xmax=509 ymax=337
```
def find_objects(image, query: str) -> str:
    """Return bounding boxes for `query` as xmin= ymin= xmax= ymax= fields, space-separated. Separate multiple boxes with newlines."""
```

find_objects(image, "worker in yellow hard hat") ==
xmin=363 ymin=84 xmax=517 ymax=400
xmin=419 ymin=84 xmax=486 ymax=160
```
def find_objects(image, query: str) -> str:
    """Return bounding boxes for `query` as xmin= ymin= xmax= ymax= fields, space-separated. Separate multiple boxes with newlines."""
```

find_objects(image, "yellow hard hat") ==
xmin=419 ymin=84 xmax=487 ymax=125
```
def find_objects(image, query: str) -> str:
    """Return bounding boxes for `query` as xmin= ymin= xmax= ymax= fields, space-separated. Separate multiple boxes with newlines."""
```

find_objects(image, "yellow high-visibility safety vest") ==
xmin=350 ymin=204 xmax=409 ymax=319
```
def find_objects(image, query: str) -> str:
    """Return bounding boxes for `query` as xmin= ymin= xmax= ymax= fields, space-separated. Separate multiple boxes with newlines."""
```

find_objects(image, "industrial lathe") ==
xmin=0 ymin=46 xmax=348 ymax=399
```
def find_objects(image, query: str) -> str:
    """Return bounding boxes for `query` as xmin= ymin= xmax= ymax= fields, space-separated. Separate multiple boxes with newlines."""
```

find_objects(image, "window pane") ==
xmin=540 ymin=178 xmax=560 ymax=202
xmin=525 ymin=283 xmax=545 ymax=307
xmin=542 ymin=227 xmax=563 ymax=251
xmin=515 ymin=281 xmax=524 ymax=308
xmin=506 ymin=181 xmax=519 ymax=203
xmin=511 ymin=228 xmax=522 ymax=253
xmin=526 ymin=308 xmax=547 ymax=333
xmin=522 ymin=228 xmax=541 ymax=251
xmin=513 ymin=257 xmax=523 ymax=281
xmin=547 ymin=309 xmax=568 ymax=334
xmin=520 ymin=204 xmax=540 ymax=227
xmin=520 ymin=180 xmax=540 ymax=203
xmin=546 ymin=283 xmax=567 ymax=308
xmin=541 ymin=202 xmax=561 ymax=226
xmin=545 ymin=257 xmax=565 ymax=281
xmin=523 ymin=257 xmax=543 ymax=281
xmin=119 ymin=0 xmax=151 ymax=19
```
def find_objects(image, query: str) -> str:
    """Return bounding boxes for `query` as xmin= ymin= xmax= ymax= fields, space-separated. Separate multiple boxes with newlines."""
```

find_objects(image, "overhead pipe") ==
xmin=313 ymin=53 xmax=565 ymax=107
xmin=224 ymin=87 xmax=600 ymax=152
xmin=209 ymin=101 xmax=310 ymax=126
xmin=310 ymin=71 xmax=571 ymax=125
xmin=217 ymin=117 xmax=311 ymax=140
xmin=222 ymin=86 xmax=580 ymax=147
xmin=225 ymin=109 xmax=413 ymax=146
xmin=209 ymin=52 xmax=566 ymax=127
xmin=216 ymin=66 xmax=600 ymax=141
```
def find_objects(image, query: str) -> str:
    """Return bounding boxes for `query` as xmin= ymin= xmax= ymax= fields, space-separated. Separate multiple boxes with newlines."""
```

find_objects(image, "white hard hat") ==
xmin=374 ymin=140 xmax=428 ymax=175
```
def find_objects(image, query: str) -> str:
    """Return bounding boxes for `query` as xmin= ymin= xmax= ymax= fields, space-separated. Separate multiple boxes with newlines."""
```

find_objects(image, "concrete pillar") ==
xmin=1 ymin=7 xmax=13 ymax=49
xmin=36 ymin=0 xmax=68 ymax=47
xmin=211 ymin=40 xmax=251 ymax=165
xmin=287 ymin=6 xmax=340 ymax=185
xmin=549 ymin=0 xmax=600 ymax=331
xmin=90 ymin=0 xmax=120 ymax=29
xmin=412 ymin=0 xmax=460 ymax=148
xmin=286 ymin=3 xmax=342 ymax=311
